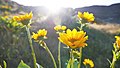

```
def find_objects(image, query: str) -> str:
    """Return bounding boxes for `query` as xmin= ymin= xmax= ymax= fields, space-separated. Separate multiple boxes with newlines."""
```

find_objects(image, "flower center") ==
xmin=69 ymin=38 xmax=77 ymax=43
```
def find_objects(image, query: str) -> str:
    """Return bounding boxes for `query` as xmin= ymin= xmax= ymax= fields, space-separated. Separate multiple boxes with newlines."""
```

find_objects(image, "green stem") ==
xmin=58 ymin=41 xmax=61 ymax=68
xmin=70 ymin=49 xmax=74 ymax=68
xmin=110 ymin=57 xmax=116 ymax=68
xmin=3 ymin=61 xmax=7 ymax=68
xmin=26 ymin=26 xmax=37 ymax=68
xmin=85 ymin=65 xmax=88 ymax=68
xmin=78 ymin=23 xmax=85 ymax=31
xmin=78 ymin=47 xmax=82 ymax=68
xmin=110 ymin=50 xmax=117 ymax=68
xmin=41 ymin=41 xmax=57 ymax=68
xmin=80 ymin=24 xmax=83 ymax=30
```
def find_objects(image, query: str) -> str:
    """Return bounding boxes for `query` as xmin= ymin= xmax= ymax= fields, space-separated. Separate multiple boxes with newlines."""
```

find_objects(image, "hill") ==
xmin=75 ymin=3 xmax=120 ymax=23
xmin=17 ymin=3 xmax=120 ymax=24
xmin=1 ymin=0 xmax=120 ymax=23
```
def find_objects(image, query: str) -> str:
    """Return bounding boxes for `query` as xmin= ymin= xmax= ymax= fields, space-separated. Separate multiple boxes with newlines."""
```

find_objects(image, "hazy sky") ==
xmin=12 ymin=0 xmax=120 ymax=8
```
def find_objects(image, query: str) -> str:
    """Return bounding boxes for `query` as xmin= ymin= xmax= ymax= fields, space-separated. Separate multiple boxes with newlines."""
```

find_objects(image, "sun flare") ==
xmin=45 ymin=6 xmax=61 ymax=14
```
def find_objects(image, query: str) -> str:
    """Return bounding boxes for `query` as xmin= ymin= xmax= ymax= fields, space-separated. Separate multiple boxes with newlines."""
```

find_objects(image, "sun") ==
xmin=41 ymin=0 xmax=67 ymax=14
xmin=45 ymin=5 xmax=61 ymax=14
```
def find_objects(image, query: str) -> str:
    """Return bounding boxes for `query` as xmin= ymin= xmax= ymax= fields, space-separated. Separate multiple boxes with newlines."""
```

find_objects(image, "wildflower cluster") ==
xmin=54 ymin=11 xmax=95 ymax=68
xmin=0 ymin=16 xmax=23 ymax=32
xmin=83 ymin=59 xmax=94 ymax=68
xmin=1 ymin=5 xmax=120 ymax=68
xmin=1 ymin=11 xmax=10 ymax=19
xmin=1 ymin=10 xmax=97 ymax=68
xmin=13 ymin=12 xmax=33 ymax=25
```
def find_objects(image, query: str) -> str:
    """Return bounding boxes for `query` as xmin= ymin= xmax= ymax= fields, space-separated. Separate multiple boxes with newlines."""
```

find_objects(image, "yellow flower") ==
xmin=32 ymin=29 xmax=47 ymax=41
xmin=37 ymin=29 xmax=47 ymax=37
xmin=54 ymin=25 xmax=66 ymax=31
xmin=83 ymin=59 xmax=94 ymax=68
xmin=58 ymin=29 xmax=88 ymax=49
xmin=115 ymin=36 xmax=120 ymax=48
xmin=13 ymin=12 xmax=33 ymax=25
xmin=77 ymin=11 xmax=95 ymax=22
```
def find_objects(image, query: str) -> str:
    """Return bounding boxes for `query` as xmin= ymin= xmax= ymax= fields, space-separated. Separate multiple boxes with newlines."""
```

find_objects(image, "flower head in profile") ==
xmin=58 ymin=29 xmax=88 ymax=49
xmin=77 ymin=11 xmax=95 ymax=23
xmin=54 ymin=25 xmax=66 ymax=32
xmin=32 ymin=29 xmax=47 ymax=41
xmin=115 ymin=36 xmax=120 ymax=49
xmin=83 ymin=59 xmax=94 ymax=68
xmin=13 ymin=12 xmax=33 ymax=25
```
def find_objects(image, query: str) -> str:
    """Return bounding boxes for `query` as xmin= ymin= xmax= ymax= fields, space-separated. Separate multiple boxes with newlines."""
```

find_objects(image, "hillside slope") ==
xmin=75 ymin=3 xmax=120 ymax=23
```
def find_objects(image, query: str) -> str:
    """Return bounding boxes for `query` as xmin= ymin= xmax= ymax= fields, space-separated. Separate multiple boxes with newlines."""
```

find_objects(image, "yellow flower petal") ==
xmin=77 ymin=11 xmax=82 ymax=18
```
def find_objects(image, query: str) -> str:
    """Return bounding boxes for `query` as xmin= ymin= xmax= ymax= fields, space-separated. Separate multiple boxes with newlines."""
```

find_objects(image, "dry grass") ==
xmin=89 ymin=23 xmax=120 ymax=34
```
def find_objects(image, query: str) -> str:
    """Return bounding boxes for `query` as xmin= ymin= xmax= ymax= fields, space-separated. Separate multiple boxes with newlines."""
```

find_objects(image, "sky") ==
xmin=12 ymin=0 xmax=120 ymax=8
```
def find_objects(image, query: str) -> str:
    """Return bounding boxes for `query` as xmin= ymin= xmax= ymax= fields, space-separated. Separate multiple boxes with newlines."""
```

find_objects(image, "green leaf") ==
xmin=18 ymin=60 xmax=30 ymax=68
xmin=3 ymin=60 xmax=7 ymax=68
